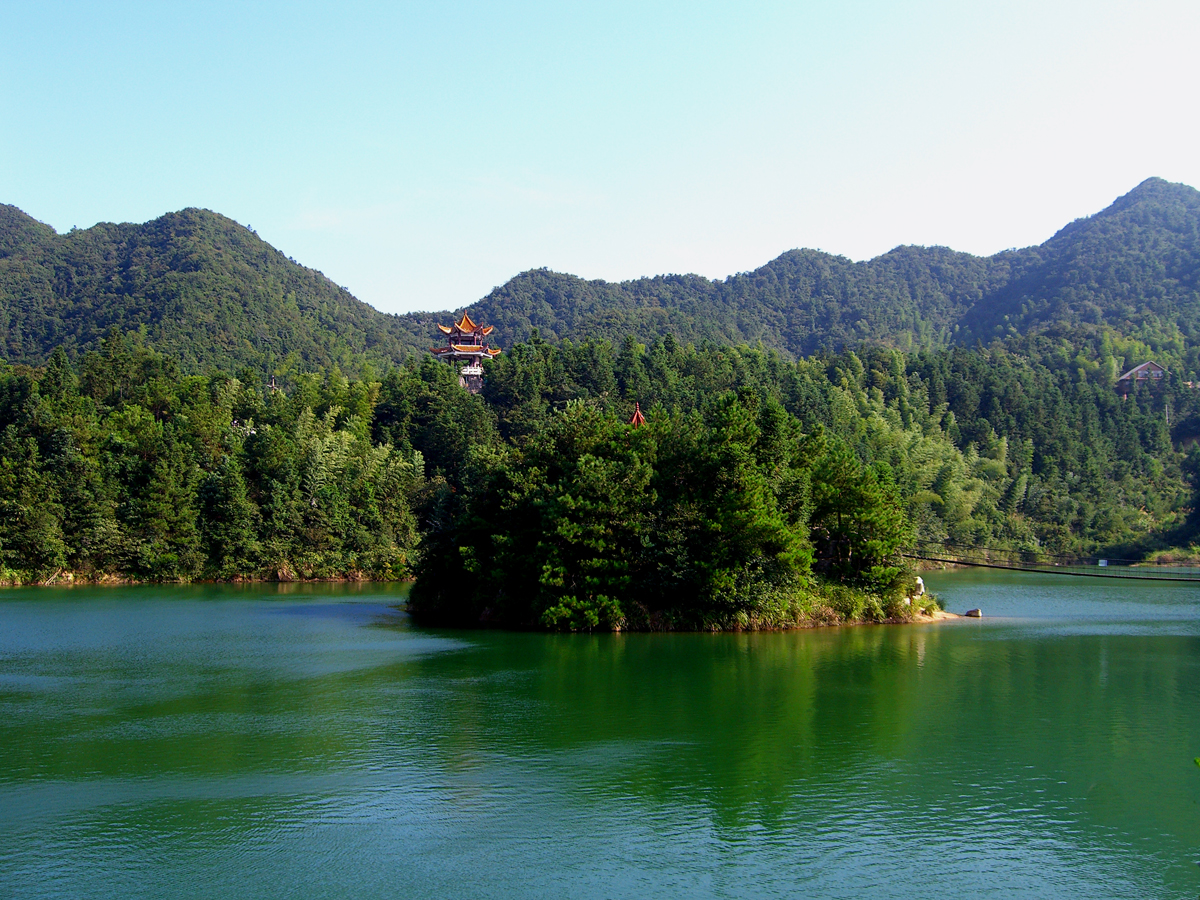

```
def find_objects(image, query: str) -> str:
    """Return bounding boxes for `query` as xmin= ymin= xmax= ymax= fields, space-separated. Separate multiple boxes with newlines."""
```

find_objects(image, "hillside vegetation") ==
xmin=0 ymin=205 xmax=434 ymax=373
xmin=4 ymin=178 xmax=1200 ymax=627
xmin=465 ymin=178 xmax=1200 ymax=365
xmin=2 ymin=179 xmax=1200 ymax=374
xmin=1 ymin=329 xmax=1196 ymax=630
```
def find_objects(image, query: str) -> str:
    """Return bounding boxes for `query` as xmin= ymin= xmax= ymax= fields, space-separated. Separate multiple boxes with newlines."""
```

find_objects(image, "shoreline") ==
xmin=0 ymin=571 xmax=406 ymax=588
xmin=1 ymin=575 xmax=964 ymax=630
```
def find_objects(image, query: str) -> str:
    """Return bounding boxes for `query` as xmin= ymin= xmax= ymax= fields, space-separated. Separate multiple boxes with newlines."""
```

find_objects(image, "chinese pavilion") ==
xmin=430 ymin=313 xmax=501 ymax=393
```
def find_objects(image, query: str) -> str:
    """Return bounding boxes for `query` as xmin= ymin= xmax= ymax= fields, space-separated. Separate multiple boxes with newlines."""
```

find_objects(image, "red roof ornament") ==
xmin=629 ymin=402 xmax=645 ymax=428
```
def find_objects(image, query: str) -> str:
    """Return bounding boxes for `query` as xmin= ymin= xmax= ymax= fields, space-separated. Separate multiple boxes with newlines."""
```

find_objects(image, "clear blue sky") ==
xmin=3 ymin=1 xmax=1197 ymax=314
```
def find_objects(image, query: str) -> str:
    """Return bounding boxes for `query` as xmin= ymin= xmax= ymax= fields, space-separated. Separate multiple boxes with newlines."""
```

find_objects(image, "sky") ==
xmin=2 ymin=1 xmax=1198 ymax=315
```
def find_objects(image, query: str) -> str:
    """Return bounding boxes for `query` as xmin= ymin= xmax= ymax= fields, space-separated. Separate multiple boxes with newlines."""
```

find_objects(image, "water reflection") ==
xmin=0 ymin=579 xmax=1198 ymax=898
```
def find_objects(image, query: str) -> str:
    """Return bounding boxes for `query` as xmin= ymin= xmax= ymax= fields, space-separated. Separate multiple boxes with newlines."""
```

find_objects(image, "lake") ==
xmin=1 ymin=573 xmax=1198 ymax=899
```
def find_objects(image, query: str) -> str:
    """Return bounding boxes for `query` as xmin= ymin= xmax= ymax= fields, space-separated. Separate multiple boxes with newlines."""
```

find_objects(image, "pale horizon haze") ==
xmin=2 ymin=1 xmax=1198 ymax=314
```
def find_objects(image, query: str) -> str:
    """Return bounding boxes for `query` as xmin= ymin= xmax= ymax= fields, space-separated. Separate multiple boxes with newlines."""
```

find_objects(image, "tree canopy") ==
xmin=4 ymin=178 xmax=1200 ymax=375
xmin=2 ymin=327 xmax=1197 ymax=628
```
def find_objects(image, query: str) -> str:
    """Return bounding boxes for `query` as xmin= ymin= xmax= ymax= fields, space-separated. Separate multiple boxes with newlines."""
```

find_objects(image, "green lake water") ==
xmin=1 ymin=573 xmax=1198 ymax=899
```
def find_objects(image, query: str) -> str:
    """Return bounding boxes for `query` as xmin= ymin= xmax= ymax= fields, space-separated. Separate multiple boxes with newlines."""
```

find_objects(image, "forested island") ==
xmin=3 ymin=177 xmax=1200 ymax=629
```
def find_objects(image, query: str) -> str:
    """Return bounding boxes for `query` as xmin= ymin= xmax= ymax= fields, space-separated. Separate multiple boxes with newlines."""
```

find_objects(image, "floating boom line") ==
xmin=904 ymin=541 xmax=1200 ymax=582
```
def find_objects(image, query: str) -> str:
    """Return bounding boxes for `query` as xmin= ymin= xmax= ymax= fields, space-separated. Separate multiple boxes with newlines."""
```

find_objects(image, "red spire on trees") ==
xmin=629 ymin=402 xmax=646 ymax=428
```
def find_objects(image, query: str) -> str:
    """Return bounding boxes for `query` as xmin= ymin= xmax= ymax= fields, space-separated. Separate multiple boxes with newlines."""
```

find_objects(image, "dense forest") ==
xmin=2 ymin=327 xmax=1195 ymax=629
xmin=3 ymin=178 xmax=1199 ymax=373
xmin=0 ymin=204 xmax=434 ymax=373
xmin=471 ymin=178 xmax=1200 ymax=361
xmin=3 ymin=177 xmax=1200 ymax=628
xmin=0 ymin=332 xmax=421 ymax=583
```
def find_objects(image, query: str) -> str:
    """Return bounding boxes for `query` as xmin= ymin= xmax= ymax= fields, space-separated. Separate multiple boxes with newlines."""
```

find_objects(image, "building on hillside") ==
xmin=430 ymin=313 xmax=501 ymax=393
xmin=1117 ymin=360 xmax=1166 ymax=398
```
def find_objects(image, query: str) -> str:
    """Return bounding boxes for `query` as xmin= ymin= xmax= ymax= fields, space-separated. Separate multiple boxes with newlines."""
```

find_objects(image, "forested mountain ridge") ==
xmin=959 ymin=177 xmax=1200 ymax=347
xmin=2 ymin=178 xmax=1199 ymax=374
xmin=468 ymin=178 xmax=1200 ymax=361
xmin=467 ymin=244 xmax=1005 ymax=358
xmin=0 ymin=205 xmax=434 ymax=373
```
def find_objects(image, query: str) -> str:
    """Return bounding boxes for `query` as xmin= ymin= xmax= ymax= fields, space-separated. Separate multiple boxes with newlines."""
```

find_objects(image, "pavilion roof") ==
xmin=436 ymin=313 xmax=496 ymax=336
xmin=1118 ymin=360 xmax=1166 ymax=380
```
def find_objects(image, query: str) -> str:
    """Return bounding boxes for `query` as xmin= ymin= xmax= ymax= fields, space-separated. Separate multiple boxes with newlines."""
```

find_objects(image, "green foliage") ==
xmin=808 ymin=434 xmax=912 ymax=590
xmin=409 ymin=396 xmax=819 ymax=630
xmin=4 ymin=319 xmax=1195 ymax=625
xmin=456 ymin=179 xmax=1200 ymax=363
xmin=5 ymin=178 xmax=1200 ymax=380
xmin=0 ymin=206 xmax=431 ymax=373
xmin=198 ymin=458 xmax=262 ymax=578
xmin=6 ymin=176 xmax=1200 ymax=618
xmin=373 ymin=357 xmax=498 ymax=484
xmin=0 ymin=332 xmax=419 ymax=582
xmin=414 ymin=329 xmax=1200 ymax=628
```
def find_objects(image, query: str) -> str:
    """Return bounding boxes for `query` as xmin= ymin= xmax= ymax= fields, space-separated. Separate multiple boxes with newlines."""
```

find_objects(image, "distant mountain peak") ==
xmin=1105 ymin=176 xmax=1200 ymax=214
xmin=0 ymin=205 xmax=57 ymax=256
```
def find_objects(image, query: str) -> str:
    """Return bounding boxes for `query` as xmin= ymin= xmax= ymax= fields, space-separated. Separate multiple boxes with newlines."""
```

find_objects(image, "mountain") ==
xmin=0 ymin=205 xmax=435 ymax=373
xmin=959 ymin=177 xmax=1200 ymax=343
xmin=464 ymin=179 xmax=1200 ymax=358
xmin=2 ymin=178 xmax=1198 ymax=373
xmin=467 ymin=245 xmax=1005 ymax=357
